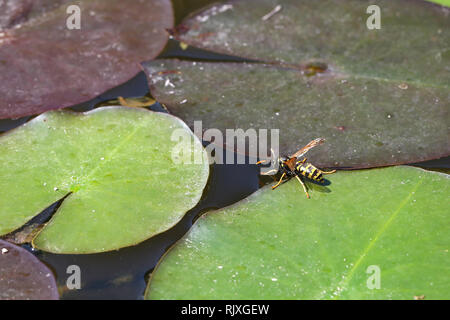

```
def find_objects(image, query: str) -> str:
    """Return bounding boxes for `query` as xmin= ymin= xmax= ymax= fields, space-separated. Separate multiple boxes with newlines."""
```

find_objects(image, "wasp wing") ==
xmin=290 ymin=138 xmax=325 ymax=159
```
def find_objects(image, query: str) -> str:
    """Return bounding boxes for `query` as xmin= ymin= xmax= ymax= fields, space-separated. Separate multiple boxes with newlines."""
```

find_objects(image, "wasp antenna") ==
xmin=316 ymin=137 xmax=326 ymax=144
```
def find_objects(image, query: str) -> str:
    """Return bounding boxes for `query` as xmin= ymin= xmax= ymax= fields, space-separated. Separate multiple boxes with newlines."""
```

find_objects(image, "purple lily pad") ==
xmin=0 ymin=240 xmax=58 ymax=300
xmin=0 ymin=0 xmax=173 ymax=119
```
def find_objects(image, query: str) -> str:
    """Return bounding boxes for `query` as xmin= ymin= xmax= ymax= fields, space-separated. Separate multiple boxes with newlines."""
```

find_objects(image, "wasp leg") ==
xmin=256 ymin=148 xmax=280 ymax=164
xmin=256 ymin=148 xmax=277 ymax=165
xmin=257 ymin=158 xmax=277 ymax=175
xmin=295 ymin=175 xmax=310 ymax=199
xmin=322 ymin=169 xmax=336 ymax=174
xmin=272 ymin=172 xmax=286 ymax=190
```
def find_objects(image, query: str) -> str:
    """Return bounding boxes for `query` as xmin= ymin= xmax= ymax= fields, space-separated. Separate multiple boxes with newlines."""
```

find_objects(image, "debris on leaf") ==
xmin=117 ymin=96 xmax=156 ymax=108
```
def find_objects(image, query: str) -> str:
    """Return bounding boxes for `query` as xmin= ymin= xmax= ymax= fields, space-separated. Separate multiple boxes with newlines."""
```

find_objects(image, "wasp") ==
xmin=256 ymin=138 xmax=336 ymax=198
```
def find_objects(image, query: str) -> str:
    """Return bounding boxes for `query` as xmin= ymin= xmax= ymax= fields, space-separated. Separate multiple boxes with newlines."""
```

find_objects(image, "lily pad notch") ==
xmin=0 ymin=107 xmax=209 ymax=254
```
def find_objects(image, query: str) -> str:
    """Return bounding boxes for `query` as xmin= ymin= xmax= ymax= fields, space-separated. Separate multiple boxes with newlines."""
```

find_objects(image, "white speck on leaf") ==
xmin=165 ymin=79 xmax=175 ymax=88
xmin=262 ymin=5 xmax=282 ymax=21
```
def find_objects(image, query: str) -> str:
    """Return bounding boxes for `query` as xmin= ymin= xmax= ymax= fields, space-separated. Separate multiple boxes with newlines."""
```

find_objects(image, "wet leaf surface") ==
xmin=0 ymin=0 xmax=173 ymax=119
xmin=0 ymin=240 xmax=58 ymax=300
xmin=0 ymin=107 xmax=209 ymax=253
xmin=143 ymin=59 xmax=449 ymax=168
xmin=146 ymin=166 xmax=449 ymax=299
xmin=143 ymin=0 xmax=450 ymax=168
xmin=176 ymin=0 xmax=449 ymax=87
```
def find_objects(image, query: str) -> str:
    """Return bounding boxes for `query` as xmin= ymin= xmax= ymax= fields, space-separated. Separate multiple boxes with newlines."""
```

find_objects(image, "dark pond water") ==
xmin=0 ymin=0 xmax=449 ymax=299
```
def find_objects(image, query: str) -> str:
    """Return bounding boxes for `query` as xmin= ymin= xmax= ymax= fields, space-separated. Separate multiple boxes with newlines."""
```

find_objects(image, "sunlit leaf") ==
xmin=0 ymin=107 xmax=209 ymax=253
xmin=146 ymin=166 xmax=449 ymax=299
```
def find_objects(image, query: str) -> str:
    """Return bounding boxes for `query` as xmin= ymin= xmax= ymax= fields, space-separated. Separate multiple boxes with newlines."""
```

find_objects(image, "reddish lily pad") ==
xmin=0 ymin=240 xmax=58 ymax=300
xmin=0 ymin=0 xmax=173 ymax=119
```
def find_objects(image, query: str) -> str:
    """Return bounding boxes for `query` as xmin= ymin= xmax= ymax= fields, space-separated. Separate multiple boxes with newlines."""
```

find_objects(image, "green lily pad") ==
xmin=0 ymin=240 xmax=59 ymax=300
xmin=146 ymin=166 xmax=449 ymax=299
xmin=427 ymin=0 xmax=450 ymax=6
xmin=142 ymin=0 xmax=450 ymax=168
xmin=0 ymin=107 xmax=209 ymax=254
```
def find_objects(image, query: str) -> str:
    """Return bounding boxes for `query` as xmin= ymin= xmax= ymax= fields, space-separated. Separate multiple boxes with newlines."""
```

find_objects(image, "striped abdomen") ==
xmin=295 ymin=162 xmax=324 ymax=182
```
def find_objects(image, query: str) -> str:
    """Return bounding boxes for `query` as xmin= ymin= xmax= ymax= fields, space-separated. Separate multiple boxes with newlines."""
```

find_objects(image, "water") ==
xmin=0 ymin=0 xmax=448 ymax=299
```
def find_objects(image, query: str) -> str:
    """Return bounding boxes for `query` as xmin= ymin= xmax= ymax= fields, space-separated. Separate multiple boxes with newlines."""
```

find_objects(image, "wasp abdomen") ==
xmin=296 ymin=162 xmax=324 ymax=182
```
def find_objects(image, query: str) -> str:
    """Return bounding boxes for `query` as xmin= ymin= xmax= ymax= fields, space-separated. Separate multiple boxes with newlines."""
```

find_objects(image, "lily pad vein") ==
xmin=332 ymin=178 xmax=424 ymax=299
xmin=83 ymin=121 xmax=145 ymax=187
